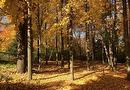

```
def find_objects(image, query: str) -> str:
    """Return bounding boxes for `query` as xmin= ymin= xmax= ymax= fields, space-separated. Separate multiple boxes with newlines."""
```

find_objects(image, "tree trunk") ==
xmin=37 ymin=4 xmax=42 ymax=64
xmin=61 ymin=30 xmax=64 ymax=68
xmin=45 ymin=22 xmax=48 ymax=65
xmin=127 ymin=0 xmax=130 ymax=80
xmin=122 ymin=0 xmax=129 ymax=80
xmin=108 ymin=40 xmax=115 ymax=70
xmin=69 ymin=7 xmax=74 ymax=80
xmin=17 ymin=22 xmax=26 ymax=73
xmin=55 ymin=6 xmax=59 ymax=66
xmin=16 ymin=12 xmax=28 ymax=73
xmin=85 ymin=23 xmax=90 ymax=70
xmin=60 ymin=0 xmax=66 ymax=68
xmin=102 ymin=39 xmax=110 ymax=65
xmin=110 ymin=2 xmax=117 ymax=69
xmin=89 ymin=24 xmax=94 ymax=69
xmin=84 ymin=0 xmax=90 ymax=70
xmin=56 ymin=31 xmax=58 ymax=66
xmin=67 ymin=23 xmax=70 ymax=69
xmin=70 ymin=50 xmax=74 ymax=80
xmin=26 ymin=0 xmax=32 ymax=80
xmin=101 ymin=40 xmax=105 ymax=64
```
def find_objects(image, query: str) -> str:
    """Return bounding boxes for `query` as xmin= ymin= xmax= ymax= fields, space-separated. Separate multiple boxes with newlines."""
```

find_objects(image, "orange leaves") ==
xmin=0 ymin=61 xmax=130 ymax=90
xmin=0 ymin=25 xmax=15 ymax=51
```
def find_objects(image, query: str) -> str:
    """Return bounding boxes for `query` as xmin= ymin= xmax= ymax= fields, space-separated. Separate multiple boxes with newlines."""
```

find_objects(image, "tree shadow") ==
xmin=0 ymin=80 xmax=65 ymax=90
xmin=33 ymin=61 xmax=85 ymax=74
xmin=34 ymin=72 xmax=70 ymax=80
xmin=0 ymin=60 xmax=16 ymax=65
xmin=71 ymin=75 xmax=130 ymax=90
xmin=33 ymin=61 xmax=96 ymax=81
xmin=75 ymin=71 xmax=96 ymax=80
xmin=33 ymin=67 xmax=70 ymax=74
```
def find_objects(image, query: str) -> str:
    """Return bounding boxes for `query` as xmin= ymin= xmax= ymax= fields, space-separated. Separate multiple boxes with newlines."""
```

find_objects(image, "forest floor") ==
xmin=0 ymin=60 xmax=130 ymax=90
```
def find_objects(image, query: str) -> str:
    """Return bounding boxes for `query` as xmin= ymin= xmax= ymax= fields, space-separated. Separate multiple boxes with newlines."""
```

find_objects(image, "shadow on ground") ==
xmin=1 ymin=75 xmax=130 ymax=90
xmin=0 ymin=60 xmax=16 ymax=65
xmin=0 ymin=80 xmax=65 ymax=90
xmin=71 ymin=75 xmax=130 ymax=90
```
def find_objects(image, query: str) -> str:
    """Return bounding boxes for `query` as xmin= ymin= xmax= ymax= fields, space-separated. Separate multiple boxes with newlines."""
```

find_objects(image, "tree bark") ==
xmin=69 ymin=7 xmax=74 ymax=80
xmin=55 ymin=6 xmax=59 ymax=66
xmin=16 ymin=10 xmax=28 ymax=73
xmin=17 ymin=22 xmax=26 ymax=73
xmin=84 ymin=0 xmax=90 ymax=70
xmin=85 ymin=23 xmax=90 ymax=70
xmin=45 ymin=22 xmax=48 ymax=65
xmin=37 ymin=4 xmax=42 ymax=64
xmin=56 ymin=31 xmax=58 ymax=66
xmin=61 ymin=30 xmax=64 ymax=68
xmin=26 ymin=0 xmax=32 ymax=80
xmin=60 ymin=0 xmax=66 ymax=68
xmin=126 ymin=0 xmax=130 ymax=80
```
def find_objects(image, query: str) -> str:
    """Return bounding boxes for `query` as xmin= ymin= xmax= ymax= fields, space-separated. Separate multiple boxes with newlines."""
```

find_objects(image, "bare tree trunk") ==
xmin=36 ymin=4 xmax=43 ymax=70
xmin=61 ymin=30 xmax=64 ymax=68
xmin=70 ymin=50 xmax=74 ymax=80
xmin=69 ymin=7 xmax=74 ymax=80
xmin=108 ymin=40 xmax=115 ymax=70
xmin=17 ymin=22 xmax=26 ymax=73
xmin=102 ymin=39 xmax=110 ymax=65
xmin=85 ymin=23 xmax=90 ymax=70
xmin=55 ymin=6 xmax=59 ymax=66
xmin=78 ymin=31 xmax=83 ymax=65
xmin=56 ymin=31 xmax=58 ymax=66
xmin=44 ymin=22 xmax=48 ymax=65
xmin=126 ymin=0 xmax=130 ymax=80
xmin=37 ymin=4 xmax=42 ymax=65
xmin=67 ymin=23 xmax=70 ymax=69
xmin=101 ymin=40 xmax=105 ymax=64
xmin=112 ymin=0 xmax=118 ymax=68
xmin=60 ymin=0 xmax=66 ymax=68
xmin=16 ymin=7 xmax=28 ymax=73
xmin=89 ymin=23 xmax=94 ymax=69
xmin=84 ymin=0 xmax=90 ymax=70
xmin=45 ymin=37 xmax=48 ymax=65
xmin=25 ymin=0 xmax=32 ymax=80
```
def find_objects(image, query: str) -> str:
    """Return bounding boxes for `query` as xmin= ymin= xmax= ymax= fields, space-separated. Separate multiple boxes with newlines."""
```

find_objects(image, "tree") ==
xmin=69 ymin=7 xmax=74 ymax=80
xmin=126 ymin=0 xmax=130 ymax=81
xmin=37 ymin=4 xmax=42 ymax=65
xmin=3 ymin=0 xmax=29 ymax=73
xmin=55 ymin=5 xmax=59 ymax=66
xmin=17 ymin=18 xmax=27 ymax=73
xmin=60 ymin=0 xmax=66 ymax=68
xmin=25 ymin=0 xmax=33 ymax=80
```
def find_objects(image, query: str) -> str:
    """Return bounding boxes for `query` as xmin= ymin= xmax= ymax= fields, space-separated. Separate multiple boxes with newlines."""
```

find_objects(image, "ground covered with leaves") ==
xmin=0 ymin=61 xmax=130 ymax=90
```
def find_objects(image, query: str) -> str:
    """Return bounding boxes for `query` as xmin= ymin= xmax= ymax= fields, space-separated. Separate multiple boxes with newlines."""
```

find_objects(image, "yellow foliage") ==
xmin=0 ymin=0 xmax=5 ymax=8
